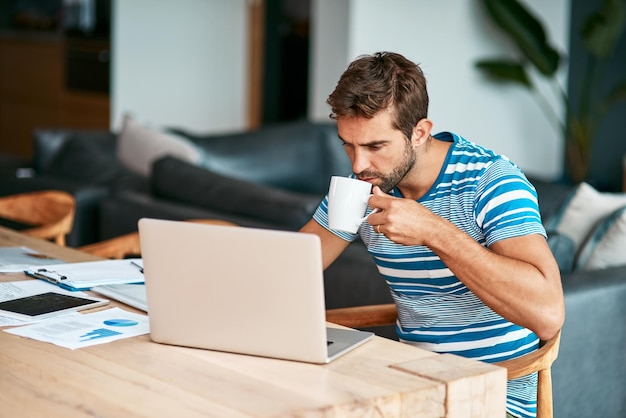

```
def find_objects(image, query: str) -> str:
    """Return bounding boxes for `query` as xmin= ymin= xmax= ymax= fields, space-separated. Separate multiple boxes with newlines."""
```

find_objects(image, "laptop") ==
xmin=138 ymin=218 xmax=374 ymax=364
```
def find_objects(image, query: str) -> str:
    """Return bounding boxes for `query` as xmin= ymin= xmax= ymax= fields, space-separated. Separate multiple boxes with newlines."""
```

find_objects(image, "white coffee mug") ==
xmin=327 ymin=176 xmax=375 ymax=233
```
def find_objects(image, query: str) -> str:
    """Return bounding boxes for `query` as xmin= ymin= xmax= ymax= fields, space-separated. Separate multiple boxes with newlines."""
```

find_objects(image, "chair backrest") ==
xmin=325 ymin=303 xmax=561 ymax=418
xmin=0 ymin=190 xmax=75 ymax=246
xmin=497 ymin=329 xmax=561 ymax=418
xmin=79 ymin=219 xmax=237 ymax=259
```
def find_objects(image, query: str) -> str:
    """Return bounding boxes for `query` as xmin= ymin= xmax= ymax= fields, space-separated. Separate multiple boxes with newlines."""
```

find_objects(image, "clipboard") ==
xmin=24 ymin=259 xmax=144 ymax=291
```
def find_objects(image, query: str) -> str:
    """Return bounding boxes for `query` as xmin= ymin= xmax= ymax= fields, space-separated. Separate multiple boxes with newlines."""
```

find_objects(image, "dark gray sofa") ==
xmin=531 ymin=178 xmax=626 ymax=418
xmin=0 ymin=121 xmax=624 ymax=417
xmin=0 ymin=121 xmax=391 ymax=313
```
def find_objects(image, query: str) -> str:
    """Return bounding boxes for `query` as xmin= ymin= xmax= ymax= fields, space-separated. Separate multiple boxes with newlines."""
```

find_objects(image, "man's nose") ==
xmin=351 ymin=150 xmax=371 ymax=175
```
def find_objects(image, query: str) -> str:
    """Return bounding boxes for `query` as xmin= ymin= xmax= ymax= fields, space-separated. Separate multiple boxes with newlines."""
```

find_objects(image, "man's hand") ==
xmin=367 ymin=186 xmax=437 ymax=246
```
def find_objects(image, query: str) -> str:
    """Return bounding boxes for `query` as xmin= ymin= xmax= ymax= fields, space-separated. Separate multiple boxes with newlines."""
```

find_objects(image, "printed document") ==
xmin=0 ymin=246 xmax=62 ymax=272
xmin=5 ymin=307 xmax=149 ymax=349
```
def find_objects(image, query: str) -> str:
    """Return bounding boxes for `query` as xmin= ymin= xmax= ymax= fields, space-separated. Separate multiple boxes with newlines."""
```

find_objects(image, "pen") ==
xmin=26 ymin=252 xmax=56 ymax=259
xmin=130 ymin=261 xmax=143 ymax=274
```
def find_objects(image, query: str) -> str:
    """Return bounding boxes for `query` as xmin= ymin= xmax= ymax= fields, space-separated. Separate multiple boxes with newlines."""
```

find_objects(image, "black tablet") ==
xmin=0 ymin=292 xmax=109 ymax=321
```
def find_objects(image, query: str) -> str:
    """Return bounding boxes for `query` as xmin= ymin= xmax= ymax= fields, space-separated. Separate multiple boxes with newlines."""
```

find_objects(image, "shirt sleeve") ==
xmin=474 ymin=159 xmax=547 ymax=247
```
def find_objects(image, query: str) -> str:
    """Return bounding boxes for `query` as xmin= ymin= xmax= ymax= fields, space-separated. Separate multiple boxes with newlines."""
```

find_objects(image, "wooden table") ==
xmin=0 ymin=226 xmax=506 ymax=417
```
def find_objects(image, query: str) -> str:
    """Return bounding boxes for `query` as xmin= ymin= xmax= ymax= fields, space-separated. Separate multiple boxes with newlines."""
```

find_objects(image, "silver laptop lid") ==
xmin=138 ymin=218 xmax=331 ymax=363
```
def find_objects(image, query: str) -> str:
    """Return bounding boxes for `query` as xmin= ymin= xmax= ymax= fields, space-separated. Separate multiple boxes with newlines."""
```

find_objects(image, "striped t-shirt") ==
xmin=313 ymin=132 xmax=546 ymax=418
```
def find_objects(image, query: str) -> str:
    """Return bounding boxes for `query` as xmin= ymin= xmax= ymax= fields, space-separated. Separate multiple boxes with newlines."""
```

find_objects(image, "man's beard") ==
xmin=357 ymin=141 xmax=416 ymax=193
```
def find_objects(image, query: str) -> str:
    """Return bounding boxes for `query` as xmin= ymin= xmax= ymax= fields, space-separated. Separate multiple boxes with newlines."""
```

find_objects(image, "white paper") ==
xmin=92 ymin=284 xmax=147 ymax=312
xmin=25 ymin=258 xmax=145 ymax=290
xmin=0 ymin=246 xmax=62 ymax=272
xmin=0 ymin=280 xmax=89 ymax=326
xmin=5 ymin=307 xmax=150 ymax=349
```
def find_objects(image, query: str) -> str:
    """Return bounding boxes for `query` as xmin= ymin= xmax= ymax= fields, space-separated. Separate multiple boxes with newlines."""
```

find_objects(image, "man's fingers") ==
xmin=372 ymin=186 xmax=386 ymax=196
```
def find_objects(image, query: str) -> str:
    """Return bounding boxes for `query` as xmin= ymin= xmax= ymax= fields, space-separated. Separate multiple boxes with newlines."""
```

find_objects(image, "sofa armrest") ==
xmin=553 ymin=266 xmax=626 ymax=417
xmin=151 ymin=156 xmax=322 ymax=230
xmin=98 ymin=190 xmax=284 ymax=240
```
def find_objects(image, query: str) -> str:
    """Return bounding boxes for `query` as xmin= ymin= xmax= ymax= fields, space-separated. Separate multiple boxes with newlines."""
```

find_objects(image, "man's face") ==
xmin=337 ymin=110 xmax=416 ymax=193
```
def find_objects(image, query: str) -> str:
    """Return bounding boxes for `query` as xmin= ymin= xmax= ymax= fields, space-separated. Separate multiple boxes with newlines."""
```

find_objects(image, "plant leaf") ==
xmin=475 ymin=60 xmax=532 ymax=87
xmin=483 ymin=0 xmax=561 ymax=76
xmin=582 ymin=0 xmax=626 ymax=59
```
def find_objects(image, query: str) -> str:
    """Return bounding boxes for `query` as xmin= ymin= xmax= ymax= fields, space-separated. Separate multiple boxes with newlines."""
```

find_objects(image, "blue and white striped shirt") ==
xmin=314 ymin=132 xmax=546 ymax=418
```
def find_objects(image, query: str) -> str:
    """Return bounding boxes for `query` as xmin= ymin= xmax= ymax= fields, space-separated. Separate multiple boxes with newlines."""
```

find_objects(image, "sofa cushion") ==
xmin=527 ymin=176 xmax=572 ymax=222
xmin=171 ymin=120 xmax=351 ymax=195
xmin=575 ymin=206 xmax=626 ymax=270
xmin=33 ymin=129 xmax=117 ymax=173
xmin=546 ymin=231 xmax=575 ymax=274
xmin=43 ymin=136 xmax=147 ymax=192
xmin=44 ymin=136 xmax=121 ymax=184
xmin=151 ymin=156 xmax=322 ymax=229
xmin=547 ymin=182 xmax=626 ymax=256
xmin=117 ymin=115 xmax=202 ymax=177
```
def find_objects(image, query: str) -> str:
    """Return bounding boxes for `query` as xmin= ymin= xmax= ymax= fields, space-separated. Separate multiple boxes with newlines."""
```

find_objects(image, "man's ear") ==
xmin=411 ymin=118 xmax=433 ymax=146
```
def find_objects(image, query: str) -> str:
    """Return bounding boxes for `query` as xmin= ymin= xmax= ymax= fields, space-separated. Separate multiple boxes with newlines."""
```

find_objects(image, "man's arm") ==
xmin=367 ymin=188 xmax=565 ymax=341
xmin=300 ymin=219 xmax=351 ymax=269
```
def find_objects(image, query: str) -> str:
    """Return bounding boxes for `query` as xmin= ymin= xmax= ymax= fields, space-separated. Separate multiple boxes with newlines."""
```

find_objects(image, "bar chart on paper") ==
xmin=79 ymin=328 xmax=123 ymax=342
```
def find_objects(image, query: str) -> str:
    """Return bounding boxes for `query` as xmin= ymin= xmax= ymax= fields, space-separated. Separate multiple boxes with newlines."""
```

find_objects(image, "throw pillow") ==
xmin=44 ymin=136 xmax=122 ymax=184
xmin=116 ymin=115 xmax=202 ymax=177
xmin=547 ymin=182 xmax=626 ymax=255
xmin=575 ymin=206 xmax=626 ymax=270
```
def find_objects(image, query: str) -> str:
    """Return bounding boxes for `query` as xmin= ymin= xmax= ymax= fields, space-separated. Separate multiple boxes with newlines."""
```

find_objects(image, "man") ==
xmin=300 ymin=52 xmax=564 ymax=418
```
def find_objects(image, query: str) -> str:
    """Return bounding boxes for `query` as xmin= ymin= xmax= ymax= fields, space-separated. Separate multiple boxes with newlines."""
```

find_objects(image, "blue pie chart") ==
xmin=103 ymin=319 xmax=139 ymax=327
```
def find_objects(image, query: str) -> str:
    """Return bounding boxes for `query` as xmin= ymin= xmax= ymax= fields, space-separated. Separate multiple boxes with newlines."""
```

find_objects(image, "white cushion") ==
xmin=576 ymin=206 xmax=626 ymax=270
xmin=551 ymin=182 xmax=626 ymax=254
xmin=116 ymin=115 xmax=202 ymax=177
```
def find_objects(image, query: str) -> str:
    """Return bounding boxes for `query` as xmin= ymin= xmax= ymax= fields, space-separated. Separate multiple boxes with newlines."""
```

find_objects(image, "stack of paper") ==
xmin=92 ymin=284 xmax=147 ymax=312
xmin=5 ymin=307 xmax=149 ymax=350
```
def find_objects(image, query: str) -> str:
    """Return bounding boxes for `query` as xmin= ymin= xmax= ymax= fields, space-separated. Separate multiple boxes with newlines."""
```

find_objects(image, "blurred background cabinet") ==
xmin=0 ymin=0 xmax=110 ymax=160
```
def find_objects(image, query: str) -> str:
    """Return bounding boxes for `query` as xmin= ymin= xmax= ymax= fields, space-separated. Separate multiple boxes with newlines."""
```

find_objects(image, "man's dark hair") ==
xmin=327 ymin=51 xmax=429 ymax=141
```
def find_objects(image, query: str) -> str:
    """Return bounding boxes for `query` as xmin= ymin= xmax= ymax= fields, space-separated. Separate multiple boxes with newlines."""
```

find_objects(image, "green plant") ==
xmin=475 ymin=0 xmax=626 ymax=183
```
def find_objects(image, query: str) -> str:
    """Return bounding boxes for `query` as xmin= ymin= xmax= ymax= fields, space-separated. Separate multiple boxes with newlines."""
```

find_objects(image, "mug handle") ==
xmin=356 ymin=208 xmax=379 ymax=226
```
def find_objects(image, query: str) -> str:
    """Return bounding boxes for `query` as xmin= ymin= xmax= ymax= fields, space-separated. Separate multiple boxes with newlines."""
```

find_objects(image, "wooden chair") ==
xmin=79 ymin=219 xmax=237 ymax=259
xmin=0 ymin=190 xmax=75 ymax=246
xmin=326 ymin=304 xmax=561 ymax=418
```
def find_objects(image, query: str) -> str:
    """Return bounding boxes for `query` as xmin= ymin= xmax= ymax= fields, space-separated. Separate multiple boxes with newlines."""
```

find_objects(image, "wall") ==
xmin=309 ymin=0 xmax=349 ymax=122
xmin=111 ymin=0 xmax=248 ymax=132
xmin=111 ymin=0 xmax=587 ymax=183
xmin=310 ymin=0 xmax=570 ymax=181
